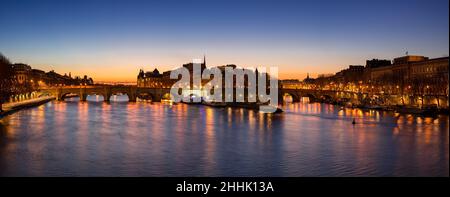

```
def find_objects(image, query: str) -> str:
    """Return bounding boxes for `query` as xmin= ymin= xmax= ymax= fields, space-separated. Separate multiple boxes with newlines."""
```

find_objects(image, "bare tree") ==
xmin=412 ymin=77 xmax=428 ymax=108
xmin=0 ymin=53 xmax=14 ymax=112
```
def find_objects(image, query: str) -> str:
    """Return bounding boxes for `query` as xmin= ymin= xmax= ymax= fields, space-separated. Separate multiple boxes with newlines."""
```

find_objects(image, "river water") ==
xmin=0 ymin=95 xmax=448 ymax=176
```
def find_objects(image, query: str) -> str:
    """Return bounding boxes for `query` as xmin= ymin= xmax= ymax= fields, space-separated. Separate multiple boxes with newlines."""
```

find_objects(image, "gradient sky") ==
xmin=0 ymin=0 xmax=448 ymax=81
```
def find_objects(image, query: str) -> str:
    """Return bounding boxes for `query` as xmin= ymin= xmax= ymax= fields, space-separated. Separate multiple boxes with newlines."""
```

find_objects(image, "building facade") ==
xmin=12 ymin=63 xmax=32 ymax=84
xmin=300 ymin=55 xmax=448 ymax=108
xmin=370 ymin=55 xmax=448 ymax=89
xmin=137 ymin=57 xmax=208 ymax=89
xmin=136 ymin=57 xmax=274 ymax=103
xmin=8 ymin=63 xmax=95 ymax=103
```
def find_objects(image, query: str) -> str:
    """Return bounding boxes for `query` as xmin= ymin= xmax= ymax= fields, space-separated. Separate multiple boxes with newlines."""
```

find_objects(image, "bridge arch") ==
xmin=303 ymin=93 xmax=317 ymax=102
xmin=108 ymin=93 xmax=130 ymax=102
xmin=85 ymin=94 xmax=105 ymax=102
xmin=319 ymin=94 xmax=334 ymax=103
xmin=60 ymin=92 xmax=82 ymax=101
xmin=109 ymin=90 xmax=129 ymax=101
xmin=282 ymin=92 xmax=300 ymax=103
xmin=136 ymin=87 xmax=171 ymax=102
xmin=36 ymin=89 xmax=56 ymax=98
xmin=137 ymin=92 xmax=155 ymax=102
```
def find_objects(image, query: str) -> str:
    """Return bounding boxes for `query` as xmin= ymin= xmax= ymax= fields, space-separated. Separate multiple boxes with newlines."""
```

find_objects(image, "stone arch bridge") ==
xmin=280 ymin=88 xmax=366 ymax=104
xmin=38 ymin=85 xmax=366 ymax=104
xmin=39 ymin=85 xmax=171 ymax=102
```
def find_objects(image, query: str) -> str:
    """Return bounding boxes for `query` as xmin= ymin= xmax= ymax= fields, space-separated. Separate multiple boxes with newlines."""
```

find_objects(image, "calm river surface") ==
xmin=0 ymin=95 xmax=448 ymax=176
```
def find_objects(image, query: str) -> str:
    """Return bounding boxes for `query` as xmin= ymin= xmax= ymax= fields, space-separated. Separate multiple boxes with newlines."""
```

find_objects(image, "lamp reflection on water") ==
xmin=0 ymin=95 xmax=448 ymax=176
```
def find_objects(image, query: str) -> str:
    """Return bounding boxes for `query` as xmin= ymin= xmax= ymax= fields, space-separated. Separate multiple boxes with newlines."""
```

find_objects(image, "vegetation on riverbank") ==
xmin=0 ymin=53 xmax=15 ymax=113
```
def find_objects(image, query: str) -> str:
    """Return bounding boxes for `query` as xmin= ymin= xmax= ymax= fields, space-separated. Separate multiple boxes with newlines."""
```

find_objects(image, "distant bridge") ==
xmin=281 ymin=87 xmax=448 ymax=107
xmin=280 ymin=88 xmax=365 ymax=103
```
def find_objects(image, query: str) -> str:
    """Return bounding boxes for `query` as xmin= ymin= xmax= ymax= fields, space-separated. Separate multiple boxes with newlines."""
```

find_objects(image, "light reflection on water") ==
xmin=0 ymin=95 xmax=448 ymax=176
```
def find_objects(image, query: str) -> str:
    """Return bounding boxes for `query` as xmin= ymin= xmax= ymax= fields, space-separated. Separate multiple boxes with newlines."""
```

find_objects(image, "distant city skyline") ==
xmin=1 ymin=0 xmax=448 ymax=82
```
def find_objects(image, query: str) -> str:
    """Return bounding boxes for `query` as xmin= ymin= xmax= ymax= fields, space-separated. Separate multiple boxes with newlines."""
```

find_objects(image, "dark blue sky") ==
xmin=0 ymin=0 xmax=448 ymax=81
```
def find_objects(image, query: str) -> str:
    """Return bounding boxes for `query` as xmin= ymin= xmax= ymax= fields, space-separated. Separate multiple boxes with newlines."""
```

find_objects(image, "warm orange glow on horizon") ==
xmin=30 ymin=62 xmax=334 ymax=83
xmin=15 ymin=51 xmax=364 ymax=83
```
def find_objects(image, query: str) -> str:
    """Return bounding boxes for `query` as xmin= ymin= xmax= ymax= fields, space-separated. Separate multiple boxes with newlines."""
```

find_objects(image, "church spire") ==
xmin=203 ymin=54 xmax=206 ymax=66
